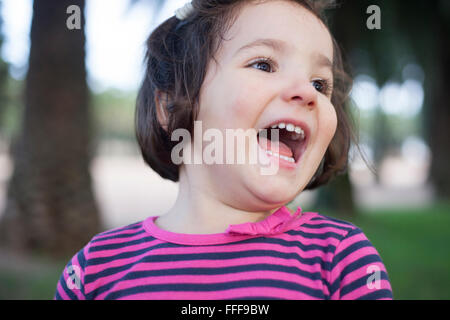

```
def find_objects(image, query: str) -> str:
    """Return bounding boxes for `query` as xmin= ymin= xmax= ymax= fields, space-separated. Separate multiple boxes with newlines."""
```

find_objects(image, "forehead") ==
xmin=219 ymin=0 xmax=333 ymax=63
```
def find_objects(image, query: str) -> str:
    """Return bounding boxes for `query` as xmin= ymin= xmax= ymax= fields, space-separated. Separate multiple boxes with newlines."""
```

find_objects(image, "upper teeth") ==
xmin=270 ymin=122 xmax=305 ymax=140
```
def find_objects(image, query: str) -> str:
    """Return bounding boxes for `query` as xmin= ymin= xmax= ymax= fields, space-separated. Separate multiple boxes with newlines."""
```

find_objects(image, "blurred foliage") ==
xmin=0 ymin=82 xmax=138 ymax=150
xmin=353 ymin=106 xmax=422 ymax=151
xmin=0 ymin=77 xmax=23 ymax=141
xmin=91 ymin=89 xmax=137 ymax=142
xmin=0 ymin=0 xmax=10 ymax=136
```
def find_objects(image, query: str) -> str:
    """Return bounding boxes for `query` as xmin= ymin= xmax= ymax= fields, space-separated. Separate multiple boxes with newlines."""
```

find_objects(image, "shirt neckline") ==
xmin=143 ymin=206 xmax=315 ymax=245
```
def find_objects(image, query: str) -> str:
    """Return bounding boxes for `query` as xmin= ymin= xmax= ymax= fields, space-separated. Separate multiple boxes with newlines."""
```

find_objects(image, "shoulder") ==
xmin=55 ymin=220 xmax=152 ymax=300
xmin=62 ymin=220 xmax=150 ymax=269
xmin=291 ymin=211 xmax=383 ymax=268
xmin=302 ymin=212 xmax=358 ymax=231
xmin=84 ymin=219 xmax=155 ymax=261
xmin=298 ymin=212 xmax=379 ymax=260
xmin=90 ymin=220 xmax=147 ymax=244
xmin=300 ymin=213 xmax=393 ymax=299
xmin=294 ymin=211 xmax=360 ymax=243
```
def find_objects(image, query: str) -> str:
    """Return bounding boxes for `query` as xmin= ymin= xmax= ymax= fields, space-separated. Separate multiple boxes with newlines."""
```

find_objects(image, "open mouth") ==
xmin=257 ymin=120 xmax=309 ymax=164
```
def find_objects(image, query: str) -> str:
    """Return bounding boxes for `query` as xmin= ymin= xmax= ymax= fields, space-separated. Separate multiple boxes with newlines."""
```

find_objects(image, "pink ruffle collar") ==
xmin=225 ymin=206 xmax=302 ymax=236
xmin=144 ymin=206 xmax=310 ymax=245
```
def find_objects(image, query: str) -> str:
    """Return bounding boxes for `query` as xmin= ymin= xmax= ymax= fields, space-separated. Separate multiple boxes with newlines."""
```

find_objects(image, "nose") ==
xmin=281 ymin=79 xmax=318 ymax=109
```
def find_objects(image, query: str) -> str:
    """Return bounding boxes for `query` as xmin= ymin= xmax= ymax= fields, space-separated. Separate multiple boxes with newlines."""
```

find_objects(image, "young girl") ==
xmin=55 ymin=0 xmax=393 ymax=300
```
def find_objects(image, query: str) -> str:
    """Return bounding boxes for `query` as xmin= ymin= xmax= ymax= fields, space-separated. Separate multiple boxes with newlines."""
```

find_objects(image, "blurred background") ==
xmin=0 ymin=0 xmax=448 ymax=300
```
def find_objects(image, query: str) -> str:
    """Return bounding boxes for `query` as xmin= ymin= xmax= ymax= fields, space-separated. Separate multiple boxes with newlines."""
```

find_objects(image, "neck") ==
xmin=155 ymin=166 xmax=280 ymax=234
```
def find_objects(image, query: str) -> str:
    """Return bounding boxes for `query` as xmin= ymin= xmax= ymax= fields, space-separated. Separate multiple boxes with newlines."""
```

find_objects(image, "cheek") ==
xmin=317 ymin=104 xmax=338 ymax=149
xmin=218 ymin=76 xmax=264 ymax=127
xmin=315 ymin=105 xmax=337 ymax=159
xmin=327 ymin=106 xmax=338 ymax=142
xmin=229 ymin=86 xmax=259 ymax=120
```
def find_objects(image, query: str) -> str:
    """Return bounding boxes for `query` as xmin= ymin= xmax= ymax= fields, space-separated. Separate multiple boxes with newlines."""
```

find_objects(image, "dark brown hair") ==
xmin=135 ymin=0 xmax=354 ymax=189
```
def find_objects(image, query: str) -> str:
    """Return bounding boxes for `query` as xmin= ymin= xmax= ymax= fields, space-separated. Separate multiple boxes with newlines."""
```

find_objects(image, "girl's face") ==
xmin=193 ymin=0 xmax=337 ymax=211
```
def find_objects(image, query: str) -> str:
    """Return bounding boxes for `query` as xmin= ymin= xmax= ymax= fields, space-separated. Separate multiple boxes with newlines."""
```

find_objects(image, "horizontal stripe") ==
xmin=340 ymin=271 xmax=391 ymax=296
xmin=91 ymin=228 xmax=345 ymax=256
xmin=90 ymin=229 xmax=147 ymax=244
xmin=89 ymin=236 xmax=160 ymax=252
xmin=355 ymin=288 xmax=393 ymax=300
xmin=85 ymin=250 xmax=334 ymax=285
xmin=286 ymin=229 xmax=347 ymax=240
xmin=103 ymin=279 xmax=326 ymax=300
xmin=232 ymin=296 xmax=285 ymax=300
xmin=86 ymin=236 xmax=339 ymax=267
xmin=87 ymin=237 xmax=337 ymax=264
xmin=301 ymin=222 xmax=354 ymax=232
xmin=93 ymin=222 xmax=143 ymax=239
xmin=96 ymin=270 xmax=325 ymax=299
xmin=115 ymin=286 xmax=320 ymax=300
xmin=310 ymin=215 xmax=355 ymax=227
xmin=87 ymin=263 xmax=325 ymax=298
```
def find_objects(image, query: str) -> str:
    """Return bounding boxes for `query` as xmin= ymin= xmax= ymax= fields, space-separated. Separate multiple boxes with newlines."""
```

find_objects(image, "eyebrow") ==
xmin=235 ymin=38 xmax=333 ymax=70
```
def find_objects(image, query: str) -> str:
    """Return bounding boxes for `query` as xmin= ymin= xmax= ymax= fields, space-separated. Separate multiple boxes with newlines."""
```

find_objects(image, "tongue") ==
xmin=258 ymin=135 xmax=293 ymax=158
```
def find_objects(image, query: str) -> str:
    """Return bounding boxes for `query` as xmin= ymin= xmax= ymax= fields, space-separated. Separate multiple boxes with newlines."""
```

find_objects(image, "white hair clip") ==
xmin=175 ymin=1 xmax=194 ymax=20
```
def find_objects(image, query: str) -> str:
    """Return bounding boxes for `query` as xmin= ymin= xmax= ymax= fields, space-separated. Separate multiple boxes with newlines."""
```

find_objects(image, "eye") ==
xmin=248 ymin=57 xmax=275 ymax=73
xmin=311 ymin=78 xmax=333 ymax=96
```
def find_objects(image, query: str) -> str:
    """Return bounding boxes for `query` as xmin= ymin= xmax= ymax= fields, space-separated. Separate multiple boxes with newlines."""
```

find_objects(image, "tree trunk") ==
xmin=315 ymin=172 xmax=356 ymax=217
xmin=427 ymin=18 xmax=450 ymax=201
xmin=0 ymin=0 xmax=102 ymax=258
xmin=310 ymin=2 xmax=360 ymax=216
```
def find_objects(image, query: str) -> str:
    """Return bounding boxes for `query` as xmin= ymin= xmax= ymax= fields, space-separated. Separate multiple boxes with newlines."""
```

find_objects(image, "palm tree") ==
xmin=0 ymin=0 xmax=170 ymax=259
xmin=0 ymin=0 xmax=100 ymax=258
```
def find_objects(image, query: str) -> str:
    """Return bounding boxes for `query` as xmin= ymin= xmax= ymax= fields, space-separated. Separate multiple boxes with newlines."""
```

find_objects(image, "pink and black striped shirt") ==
xmin=54 ymin=206 xmax=393 ymax=300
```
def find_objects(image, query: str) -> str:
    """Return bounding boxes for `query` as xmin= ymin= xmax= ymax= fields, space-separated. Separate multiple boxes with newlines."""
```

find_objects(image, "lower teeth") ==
xmin=265 ymin=150 xmax=295 ymax=163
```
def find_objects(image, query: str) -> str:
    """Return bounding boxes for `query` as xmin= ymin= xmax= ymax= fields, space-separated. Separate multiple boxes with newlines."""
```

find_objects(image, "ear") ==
xmin=154 ymin=90 xmax=170 ymax=132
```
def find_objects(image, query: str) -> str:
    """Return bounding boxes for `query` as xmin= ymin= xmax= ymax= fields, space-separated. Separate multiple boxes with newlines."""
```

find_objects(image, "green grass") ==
xmin=1 ymin=203 xmax=449 ymax=299
xmin=0 ymin=268 xmax=63 ymax=299
xmin=0 ymin=258 xmax=66 ymax=300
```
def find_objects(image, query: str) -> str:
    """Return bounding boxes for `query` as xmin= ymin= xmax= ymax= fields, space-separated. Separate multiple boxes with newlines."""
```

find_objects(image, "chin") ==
xmin=253 ymin=187 xmax=297 ymax=207
xmin=245 ymin=168 xmax=302 ymax=205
